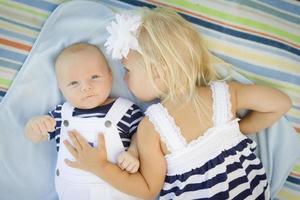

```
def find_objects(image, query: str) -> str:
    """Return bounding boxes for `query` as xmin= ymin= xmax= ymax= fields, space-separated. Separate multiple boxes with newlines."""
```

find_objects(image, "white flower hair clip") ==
xmin=105 ymin=13 xmax=142 ymax=60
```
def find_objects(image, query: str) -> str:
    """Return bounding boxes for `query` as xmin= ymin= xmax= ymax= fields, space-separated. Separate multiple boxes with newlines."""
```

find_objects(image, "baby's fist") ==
xmin=25 ymin=115 xmax=56 ymax=143
xmin=117 ymin=151 xmax=140 ymax=173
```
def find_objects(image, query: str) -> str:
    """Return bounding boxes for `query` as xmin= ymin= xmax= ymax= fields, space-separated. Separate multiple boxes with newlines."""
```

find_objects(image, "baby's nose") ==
xmin=81 ymin=82 xmax=92 ymax=92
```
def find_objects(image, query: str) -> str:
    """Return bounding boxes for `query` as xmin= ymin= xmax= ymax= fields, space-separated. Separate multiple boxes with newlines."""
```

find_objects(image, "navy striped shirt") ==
xmin=48 ymin=99 xmax=144 ymax=151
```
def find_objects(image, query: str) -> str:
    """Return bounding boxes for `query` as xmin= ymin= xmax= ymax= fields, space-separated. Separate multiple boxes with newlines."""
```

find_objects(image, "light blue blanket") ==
xmin=0 ymin=1 xmax=299 ymax=200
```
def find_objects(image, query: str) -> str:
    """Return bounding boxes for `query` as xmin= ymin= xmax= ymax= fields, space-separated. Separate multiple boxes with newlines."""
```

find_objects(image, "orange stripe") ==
xmin=290 ymin=172 xmax=300 ymax=178
xmin=147 ymin=0 xmax=300 ymax=49
xmin=0 ymin=38 xmax=31 ymax=52
xmin=295 ymin=127 xmax=300 ymax=133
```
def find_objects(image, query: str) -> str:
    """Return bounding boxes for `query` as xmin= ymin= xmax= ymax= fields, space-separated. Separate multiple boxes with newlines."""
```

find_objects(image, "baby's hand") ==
xmin=25 ymin=115 xmax=56 ymax=143
xmin=117 ymin=151 xmax=140 ymax=173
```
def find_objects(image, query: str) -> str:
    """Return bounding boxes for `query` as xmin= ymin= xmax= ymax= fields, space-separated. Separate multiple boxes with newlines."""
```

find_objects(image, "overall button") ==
xmin=105 ymin=120 xmax=112 ymax=128
xmin=56 ymin=169 xmax=60 ymax=176
xmin=63 ymin=120 xmax=69 ymax=127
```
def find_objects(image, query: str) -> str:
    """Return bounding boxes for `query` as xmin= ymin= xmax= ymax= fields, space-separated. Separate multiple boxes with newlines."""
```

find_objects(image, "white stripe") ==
xmin=121 ymin=138 xmax=130 ymax=142
xmin=76 ymin=113 xmax=105 ymax=118
xmin=131 ymin=109 xmax=141 ymax=115
xmin=55 ymin=134 xmax=60 ymax=140
xmin=245 ymin=180 xmax=269 ymax=200
xmin=130 ymin=116 xmax=143 ymax=126
xmin=119 ymin=120 xmax=130 ymax=127
xmin=124 ymin=113 xmax=131 ymax=118
xmin=129 ymin=125 xmax=137 ymax=133
xmin=229 ymin=166 xmax=267 ymax=198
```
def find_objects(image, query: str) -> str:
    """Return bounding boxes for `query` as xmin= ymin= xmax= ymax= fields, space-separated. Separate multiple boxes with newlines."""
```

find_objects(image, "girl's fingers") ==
xmin=71 ymin=130 xmax=89 ymax=149
xmin=64 ymin=159 xmax=79 ymax=169
xmin=98 ymin=134 xmax=106 ymax=151
xmin=64 ymin=140 xmax=78 ymax=158
xmin=68 ymin=131 xmax=82 ymax=151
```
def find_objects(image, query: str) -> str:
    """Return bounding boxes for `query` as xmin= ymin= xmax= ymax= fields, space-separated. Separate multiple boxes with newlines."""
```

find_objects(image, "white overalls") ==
xmin=55 ymin=98 xmax=138 ymax=200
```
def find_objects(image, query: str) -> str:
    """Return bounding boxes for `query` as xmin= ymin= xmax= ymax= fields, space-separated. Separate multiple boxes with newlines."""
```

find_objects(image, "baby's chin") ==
xmin=74 ymin=99 xmax=103 ymax=109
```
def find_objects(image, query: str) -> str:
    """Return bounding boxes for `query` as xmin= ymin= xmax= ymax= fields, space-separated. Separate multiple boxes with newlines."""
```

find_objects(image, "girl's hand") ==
xmin=64 ymin=130 xmax=108 ymax=174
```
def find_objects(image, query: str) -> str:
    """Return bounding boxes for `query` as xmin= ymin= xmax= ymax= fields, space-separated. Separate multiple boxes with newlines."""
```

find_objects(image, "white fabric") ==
xmin=105 ymin=97 xmax=134 ymax=126
xmin=210 ymin=81 xmax=233 ymax=126
xmin=55 ymin=98 xmax=137 ymax=200
xmin=145 ymin=103 xmax=187 ymax=153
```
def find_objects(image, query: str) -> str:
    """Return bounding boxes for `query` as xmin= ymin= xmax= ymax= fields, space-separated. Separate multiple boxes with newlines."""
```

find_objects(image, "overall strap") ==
xmin=105 ymin=98 xmax=134 ymax=125
xmin=210 ymin=81 xmax=233 ymax=126
xmin=61 ymin=102 xmax=74 ymax=120
xmin=145 ymin=103 xmax=187 ymax=153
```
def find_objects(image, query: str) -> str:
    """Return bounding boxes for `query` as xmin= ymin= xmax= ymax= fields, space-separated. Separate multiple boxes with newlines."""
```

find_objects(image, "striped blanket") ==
xmin=1 ymin=0 xmax=299 ymax=199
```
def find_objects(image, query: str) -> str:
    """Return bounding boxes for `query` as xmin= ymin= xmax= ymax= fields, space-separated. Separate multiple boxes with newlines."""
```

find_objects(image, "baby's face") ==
xmin=57 ymin=50 xmax=112 ymax=109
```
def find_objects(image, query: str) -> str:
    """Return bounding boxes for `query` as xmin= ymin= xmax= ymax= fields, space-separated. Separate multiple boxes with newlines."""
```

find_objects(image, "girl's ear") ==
xmin=152 ymin=65 xmax=166 ymax=92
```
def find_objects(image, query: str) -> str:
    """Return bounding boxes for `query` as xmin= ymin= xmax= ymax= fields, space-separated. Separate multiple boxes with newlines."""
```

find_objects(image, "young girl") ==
xmin=63 ymin=8 xmax=292 ymax=199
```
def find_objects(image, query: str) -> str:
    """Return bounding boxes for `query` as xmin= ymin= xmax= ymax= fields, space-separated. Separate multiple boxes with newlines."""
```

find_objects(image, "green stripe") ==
xmin=0 ymin=0 xmax=49 ymax=19
xmin=0 ymin=78 xmax=13 ymax=88
xmin=160 ymin=0 xmax=300 ymax=43
xmin=293 ymin=165 xmax=300 ymax=173
xmin=232 ymin=67 xmax=300 ymax=94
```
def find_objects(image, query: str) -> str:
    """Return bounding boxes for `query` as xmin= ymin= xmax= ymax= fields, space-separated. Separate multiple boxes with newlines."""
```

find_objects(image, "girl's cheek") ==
xmin=124 ymin=73 xmax=129 ymax=83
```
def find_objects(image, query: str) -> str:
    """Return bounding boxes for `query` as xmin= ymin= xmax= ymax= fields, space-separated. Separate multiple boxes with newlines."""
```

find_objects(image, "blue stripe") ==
xmin=292 ymin=105 xmax=300 ymax=110
xmin=199 ymin=27 xmax=300 ymax=63
xmin=214 ymin=53 xmax=300 ymax=85
xmin=284 ymin=181 xmax=300 ymax=191
xmin=117 ymin=0 xmax=155 ymax=8
xmin=286 ymin=115 xmax=300 ymax=125
xmin=259 ymin=0 xmax=300 ymax=15
xmin=0 ymin=29 xmax=36 ymax=43
xmin=102 ymin=0 xmax=136 ymax=9
xmin=182 ymin=14 xmax=300 ymax=56
xmin=0 ymin=48 xmax=27 ymax=63
xmin=227 ymin=0 xmax=300 ymax=24
xmin=287 ymin=175 xmax=300 ymax=185
xmin=0 ymin=90 xmax=6 ymax=97
xmin=118 ymin=0 xmax=300 ymax=56
xmin=0 ymin=16 xmax=41 ymax=32
xmin=0 ymin=59 xmax=22 ymax=71
xmin=11 ymin=0 xmax=58 ymax=12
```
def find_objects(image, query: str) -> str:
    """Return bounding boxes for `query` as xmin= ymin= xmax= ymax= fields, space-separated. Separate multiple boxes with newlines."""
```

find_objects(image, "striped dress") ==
xmin=48 ymin=98 xmax=144 ymax=151
xmin=145 ymin=81 xmax=270 ymax=200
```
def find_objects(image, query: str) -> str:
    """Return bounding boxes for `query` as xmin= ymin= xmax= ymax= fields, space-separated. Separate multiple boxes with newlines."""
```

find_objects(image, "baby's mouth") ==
xmin=83 ymin=94 xmax=96 ymax=100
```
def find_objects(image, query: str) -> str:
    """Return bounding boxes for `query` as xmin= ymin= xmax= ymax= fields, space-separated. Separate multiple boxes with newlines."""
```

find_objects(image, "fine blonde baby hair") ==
xmin=138 ymin=7 xmax=220 ymax=119
xmin=55 ymin=43 xmax=109 ymax=72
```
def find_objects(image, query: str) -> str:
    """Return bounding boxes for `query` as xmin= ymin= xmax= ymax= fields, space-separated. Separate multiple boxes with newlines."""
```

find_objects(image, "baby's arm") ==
xmin=117 ymin=134 xmax=140 ymax=173
xmin=230 ymin=82 xmax=292 ymax=134
xmin=117 ymin=103 xmax=143 ymax=173
xmin=24 ymin=115 xmax=56 ymax=143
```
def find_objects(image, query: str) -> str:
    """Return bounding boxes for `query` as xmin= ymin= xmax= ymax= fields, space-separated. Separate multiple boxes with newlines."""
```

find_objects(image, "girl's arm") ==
xmin=64 ymin=117 xmax=166 ymax=199
xmin=230 ymin=82 xmax=292 ymax=134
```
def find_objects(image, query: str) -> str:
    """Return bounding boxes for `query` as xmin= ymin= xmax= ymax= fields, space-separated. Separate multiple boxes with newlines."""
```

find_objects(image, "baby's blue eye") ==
xmin=91 ymin=75 xmax=100 ymax=79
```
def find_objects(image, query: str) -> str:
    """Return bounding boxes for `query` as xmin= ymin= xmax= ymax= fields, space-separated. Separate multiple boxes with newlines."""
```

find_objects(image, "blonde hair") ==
xmin=138 ymin=8 xmax=220 ymax=118
xmin=55 ymin=43 xmax=109 ymax=71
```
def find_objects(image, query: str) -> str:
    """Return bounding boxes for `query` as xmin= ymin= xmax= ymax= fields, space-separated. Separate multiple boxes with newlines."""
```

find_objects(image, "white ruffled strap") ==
xmin=145 ymin=103 xmax=187 ymax=153
xmin=210 ymin=81 xmax=233 ymax=126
